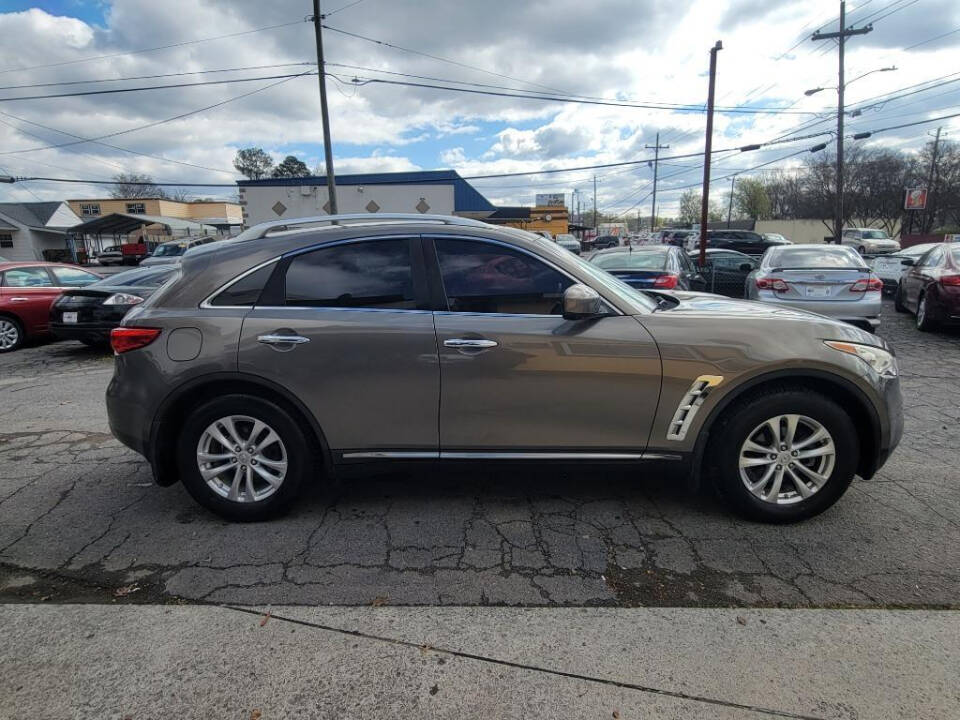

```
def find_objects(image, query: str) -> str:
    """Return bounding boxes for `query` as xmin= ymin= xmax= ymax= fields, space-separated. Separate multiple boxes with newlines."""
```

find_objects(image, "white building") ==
xmin=237 ymin=170 xmax=495 ymax=228
xmin=0 ymin=202 xmax=81 ymax=261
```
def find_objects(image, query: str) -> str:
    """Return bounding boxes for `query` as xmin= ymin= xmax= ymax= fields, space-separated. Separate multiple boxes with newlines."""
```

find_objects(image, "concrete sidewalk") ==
xmin=2 ymin=605 xmax=957 ymax=719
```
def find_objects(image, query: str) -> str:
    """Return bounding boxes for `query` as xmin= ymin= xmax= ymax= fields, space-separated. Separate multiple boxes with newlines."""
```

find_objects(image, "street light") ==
xmin=804 ymin=65 xmax=896 ymax=96
xmin=803 ymin=65 xmax=896 ymax=244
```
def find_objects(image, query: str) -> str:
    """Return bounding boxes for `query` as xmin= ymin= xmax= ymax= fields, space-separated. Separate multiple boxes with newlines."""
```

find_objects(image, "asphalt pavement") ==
xmin=1 ymin=298 xmax=959 ymax=608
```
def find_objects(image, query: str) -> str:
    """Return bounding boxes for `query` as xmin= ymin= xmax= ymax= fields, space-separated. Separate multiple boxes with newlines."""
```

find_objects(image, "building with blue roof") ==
xmin=237 ymin=170 xmax=496 ymax=227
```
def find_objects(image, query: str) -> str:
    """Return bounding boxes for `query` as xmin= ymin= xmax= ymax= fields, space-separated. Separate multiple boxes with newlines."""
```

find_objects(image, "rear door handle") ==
xmin=257 ymin=334 xmax=310 ymax=345
xmin=9 ymin=297 xmax=30 ymax=303
xmin=444 ymin=338 xmax=498 ymax=349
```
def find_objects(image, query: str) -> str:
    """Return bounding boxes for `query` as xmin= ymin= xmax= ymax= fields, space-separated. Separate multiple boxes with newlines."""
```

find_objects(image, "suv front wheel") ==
xmin=708 ymin=388 xmax=858 ymax=523
xmin=177 ymin=394 xmax=313 ymax=521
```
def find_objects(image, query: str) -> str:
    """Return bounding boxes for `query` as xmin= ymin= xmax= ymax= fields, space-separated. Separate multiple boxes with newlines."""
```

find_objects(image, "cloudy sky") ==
xmin=0 ymin=0 xmax=957 ymax=218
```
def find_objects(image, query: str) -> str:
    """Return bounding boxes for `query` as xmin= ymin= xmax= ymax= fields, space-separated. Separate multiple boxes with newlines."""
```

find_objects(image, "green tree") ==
xmin=733 ymin=178 xmax=772 ymax=220
xmin=271 ymin=155 xmax=310 ymax=178
xmin=233 ymin=147 xmax=274 ymax=180
xmin=678 ymin=190 xmax=722 ymax=224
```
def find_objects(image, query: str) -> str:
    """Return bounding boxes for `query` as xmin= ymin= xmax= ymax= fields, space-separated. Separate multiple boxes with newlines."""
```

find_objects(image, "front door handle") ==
xmin=443 ymin=338 xmax=498 ymax=349
xmin=258 ymin=334 xmax=310 ymax=346
xmin=9 ymin=297 xmax=30 ymax=303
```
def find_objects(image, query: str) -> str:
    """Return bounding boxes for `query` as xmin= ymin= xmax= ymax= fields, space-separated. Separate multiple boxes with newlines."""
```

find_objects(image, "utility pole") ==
xmin=592 ymin=175 xmax=598 ymax=233
xmin=924 ymin=127 xmax=942 ymax=233
xmin=698 ymin=41 xmax=722 ymax=268
xmin=646 ymin=132 xmax=669 ymax=233
xmin=726 ymin=176 xmax=736 ymax=228
xmin=311 ymin=0 xmax=338 ymax=214
xmin=812 ymin=1 xmax=872 ymax=243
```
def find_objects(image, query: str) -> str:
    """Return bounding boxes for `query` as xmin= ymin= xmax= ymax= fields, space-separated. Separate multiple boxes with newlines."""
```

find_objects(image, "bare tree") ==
xmin=108 ymin=173 xmax=165 ymax=199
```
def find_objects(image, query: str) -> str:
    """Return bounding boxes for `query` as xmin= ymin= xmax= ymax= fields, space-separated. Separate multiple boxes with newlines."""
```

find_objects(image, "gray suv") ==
xmin=106 ymin=214 xmax=902 ymax=523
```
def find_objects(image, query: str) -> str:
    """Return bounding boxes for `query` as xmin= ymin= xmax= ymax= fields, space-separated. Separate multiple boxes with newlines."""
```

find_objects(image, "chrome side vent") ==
xmin=666 ymin=375 xmax=723 ymax=441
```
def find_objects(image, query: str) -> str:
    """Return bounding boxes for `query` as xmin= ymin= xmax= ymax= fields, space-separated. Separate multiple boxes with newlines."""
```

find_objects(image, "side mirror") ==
xmin=739 ymin=263 xmax=753 ymax=272
xmin=900 ymin=258 xmax=915 ymax=266
xmin=562 ymin=284 xmax=603 ymax=320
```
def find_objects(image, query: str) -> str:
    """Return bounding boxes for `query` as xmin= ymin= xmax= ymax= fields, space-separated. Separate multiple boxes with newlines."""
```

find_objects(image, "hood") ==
xmin=646 ymin=291 xmax=883 ymax=346
xmin=140 ymin=256 xmax=182 ymax=266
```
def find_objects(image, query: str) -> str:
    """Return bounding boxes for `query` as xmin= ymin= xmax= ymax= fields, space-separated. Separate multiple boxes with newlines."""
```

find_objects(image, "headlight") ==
xmin=824 ymin=340 xmax=898 ymax=377
xmin=103 ymin=293 xmax=144 ymax=306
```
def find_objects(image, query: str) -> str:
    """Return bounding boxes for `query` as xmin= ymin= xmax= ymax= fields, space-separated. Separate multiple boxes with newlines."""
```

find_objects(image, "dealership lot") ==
xmin=0 ymin=299 xmax=958 ymax=608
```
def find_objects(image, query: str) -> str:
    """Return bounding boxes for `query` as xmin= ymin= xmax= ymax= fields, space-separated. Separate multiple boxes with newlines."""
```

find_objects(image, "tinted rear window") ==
xmin=768 ymin=247 xmax=865 ymax=269
xmin=592 ymin=251 xmax=668 ymax=270
xmin=284 ymin=239 xmax=415 ymax=309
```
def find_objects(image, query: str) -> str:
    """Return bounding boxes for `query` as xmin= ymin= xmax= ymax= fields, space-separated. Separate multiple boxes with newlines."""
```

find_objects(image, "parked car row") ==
xmin=0 ymin=260 xmax=177 ymax=352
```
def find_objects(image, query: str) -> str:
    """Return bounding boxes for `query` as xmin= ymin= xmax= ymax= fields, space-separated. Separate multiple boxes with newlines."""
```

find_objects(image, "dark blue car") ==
xmin=587 ymin=245 xmax=706 ymax=291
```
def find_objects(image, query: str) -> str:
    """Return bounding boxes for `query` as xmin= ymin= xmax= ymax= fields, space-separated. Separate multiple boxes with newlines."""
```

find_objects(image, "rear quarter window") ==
xmin=209 ymin=263 xmax=276 ymax=307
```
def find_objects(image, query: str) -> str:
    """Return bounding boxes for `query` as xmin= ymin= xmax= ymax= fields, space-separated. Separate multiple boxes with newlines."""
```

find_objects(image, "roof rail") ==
xmin=234 ymin=213 xmax=489 ymax=241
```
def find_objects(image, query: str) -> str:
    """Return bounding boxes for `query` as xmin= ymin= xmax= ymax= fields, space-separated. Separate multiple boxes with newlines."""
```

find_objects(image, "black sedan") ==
xmin=687 ymin=248 xmax=759 ymax=298
xmin=705 ymin=229 xmax=791 ymax=255
xmin=587 ymin=245 xmax=706 ymax=290
xmin=50 ymin=266 xmax=176 ymax=345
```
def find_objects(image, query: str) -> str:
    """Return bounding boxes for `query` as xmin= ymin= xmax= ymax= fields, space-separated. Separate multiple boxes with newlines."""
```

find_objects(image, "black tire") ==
xmin=893 ymin=282 xmax=908 ymax=313
xmin=706 ymin=387 xmax=859 ymax=523
xmin=177 ymin=394 xmax=314 ymax=521
xmin=915 ymin=292 xmax=937 ymax=332
xmin=0 ymin=315 xmax=24 ymax=353
xmin=80 ymin=337 xmax=109 ymax=348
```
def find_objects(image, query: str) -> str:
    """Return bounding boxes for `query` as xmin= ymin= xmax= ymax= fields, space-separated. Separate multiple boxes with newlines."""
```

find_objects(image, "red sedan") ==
xmin=894 ymin=243 xmax=960 ymax=331
xmin=0 ymin=261 xmax=102 ymax=352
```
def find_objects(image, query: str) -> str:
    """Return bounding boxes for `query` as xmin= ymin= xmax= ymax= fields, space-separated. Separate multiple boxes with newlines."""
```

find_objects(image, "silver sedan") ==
xmin=746 ymin=244 xmax=883 ymax=331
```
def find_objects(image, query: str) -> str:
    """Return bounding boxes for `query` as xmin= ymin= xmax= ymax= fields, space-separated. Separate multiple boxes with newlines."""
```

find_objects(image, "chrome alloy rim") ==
xmin=917 ymin=295 xmax=927 ymax=326
xmin=0 ymin=319 xmax=19 ymax=350
xmin=738 ymin=414 xmax=836 ymax=505
xmin=196 ymin=415 xmax=287 ymax=503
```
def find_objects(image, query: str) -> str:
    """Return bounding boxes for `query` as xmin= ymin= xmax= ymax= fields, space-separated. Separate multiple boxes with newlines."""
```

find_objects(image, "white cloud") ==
xmin=0 ymin=0 xmax=957 ymax=216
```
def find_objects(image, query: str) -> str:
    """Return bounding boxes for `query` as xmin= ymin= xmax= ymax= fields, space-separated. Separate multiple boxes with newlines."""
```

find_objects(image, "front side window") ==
xmin=2 ymin=266 xmax=54 ymax=287
xmin=436 ymin=238 xmax=572 ymax=315
xmin=51 ymin=266 xmax=100 ymax=287
xmin=284 ymin=239 xmax=416 ymax=309
xmin=125 ymin=202 xmax=146 ymax=214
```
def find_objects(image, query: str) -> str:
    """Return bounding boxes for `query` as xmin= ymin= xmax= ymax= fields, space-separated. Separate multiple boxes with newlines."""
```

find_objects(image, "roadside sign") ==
xmin=904 ymin=188 xmax=927 ymax=210
xmin=535 ymin=193 xmax=566 ymax=207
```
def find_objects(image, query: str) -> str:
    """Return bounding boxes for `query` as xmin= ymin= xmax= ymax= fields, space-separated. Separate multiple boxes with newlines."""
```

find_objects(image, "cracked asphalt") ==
xmin=1 ymin=299 xmax=958 ymax=608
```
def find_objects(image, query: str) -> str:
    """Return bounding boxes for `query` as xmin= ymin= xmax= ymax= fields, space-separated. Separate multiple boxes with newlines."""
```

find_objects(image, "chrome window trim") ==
xmin=199 ymin=257 xmax=280 ymax=310
xmin=427 ymin=233 xmax=624 ymax=317
xmin=254 ymin=306 xmax=433 ymax=315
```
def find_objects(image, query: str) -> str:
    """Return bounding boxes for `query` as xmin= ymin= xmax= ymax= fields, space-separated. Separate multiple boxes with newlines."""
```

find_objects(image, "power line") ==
xmin=0 ymin=69 xmax=313 ymax=157
xmin=321 ymin=23 xmax=567 ymax=95
xmin=342 ymin=75 xmax=822 ymax=115
xmin=0 ymin=63 xmax=315 ymax=92
xmin=903 ymin=27 xmax=960 ymax=51
xmin=0 ymin=71 xmax=316 ymax=103
xmin=0 ymin=20 xmax=305 ymax=76
xmin=323 ymin=0 xmax=367 ymax=16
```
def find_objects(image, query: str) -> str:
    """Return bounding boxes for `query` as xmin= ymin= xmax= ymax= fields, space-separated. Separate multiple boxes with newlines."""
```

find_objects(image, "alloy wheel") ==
xmin=0 ymin=319 xmax=20 ymax=351
xmin=738 ymin=414 xmax=836 ymax=505
xmin=196 ymin=415 xmax=288 ymax=503
xmin=917 ymin=295 xmax=927 ymax=327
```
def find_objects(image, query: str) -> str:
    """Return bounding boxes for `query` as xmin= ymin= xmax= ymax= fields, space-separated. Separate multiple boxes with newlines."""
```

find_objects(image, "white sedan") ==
xmin=871 ymin=243 xmax=940 ymax=294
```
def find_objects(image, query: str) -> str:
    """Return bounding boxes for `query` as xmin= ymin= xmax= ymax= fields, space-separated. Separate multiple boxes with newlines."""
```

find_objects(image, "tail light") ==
xmin=940 ymin=275 xmax=960 ymax=287
xmin=849 ymin=277 xmax=883 ymax=293
xmin=110 ymin=327 xmax=161 ymax=355
xmin=653 ymin=274 xmax=679 ymax=289
xmin=756 ymin=277 xmax=789 ymax=292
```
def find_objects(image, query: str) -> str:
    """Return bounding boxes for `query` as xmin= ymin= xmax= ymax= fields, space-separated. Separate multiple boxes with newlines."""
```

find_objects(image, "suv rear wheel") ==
xmin=708 ymin=388 xmax=858 ymax=523
xmin=177 ymin=394 xmax=313 ymax=521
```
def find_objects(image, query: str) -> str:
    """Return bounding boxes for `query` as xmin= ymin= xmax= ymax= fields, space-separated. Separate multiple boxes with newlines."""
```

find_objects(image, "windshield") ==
xmin=862 ymin=230 xmax=890 ymax=240
xmin=766 ymin=246 xmax=866 ymax=269
xmin=152 ymin=242 xmax=188 ymax=257
xmin=591 ymin=251 xmax=668 ymax=270
xmin=91 ymin=266 xmax=175 ymax=287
